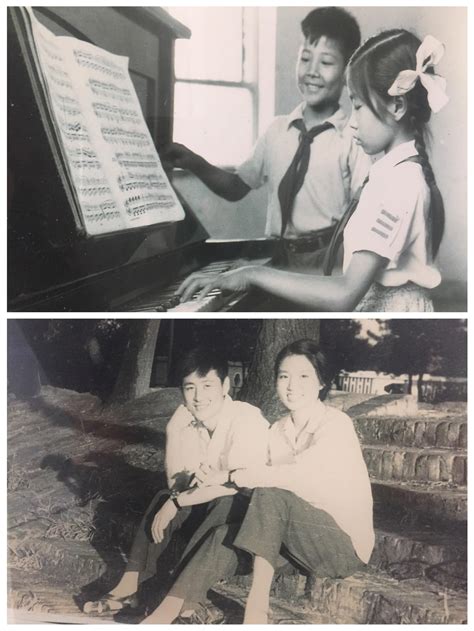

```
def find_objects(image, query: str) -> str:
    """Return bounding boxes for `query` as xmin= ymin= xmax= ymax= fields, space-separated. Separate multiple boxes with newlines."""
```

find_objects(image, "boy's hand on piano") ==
xmin=160 ymin=142 xmax=197 ymax=171
xmin=177 ymin=266 xmax=258 ymax=303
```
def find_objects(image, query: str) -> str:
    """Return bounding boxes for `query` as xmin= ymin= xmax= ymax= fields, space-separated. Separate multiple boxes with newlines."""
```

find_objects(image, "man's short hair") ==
xmin=176 ymin=346 xmax=228 ymax=385
xmin=301 ymin=7 xmax=361 ymax=64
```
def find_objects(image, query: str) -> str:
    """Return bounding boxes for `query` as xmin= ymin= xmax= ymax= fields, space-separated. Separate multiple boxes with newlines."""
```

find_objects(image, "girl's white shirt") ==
xmin=343 ymin=139 xmax=441 ymax=289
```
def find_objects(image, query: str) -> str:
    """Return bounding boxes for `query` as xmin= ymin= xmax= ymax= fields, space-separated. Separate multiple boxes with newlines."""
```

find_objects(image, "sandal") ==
xmin=82 ymin=592 xmax=138 ymax=615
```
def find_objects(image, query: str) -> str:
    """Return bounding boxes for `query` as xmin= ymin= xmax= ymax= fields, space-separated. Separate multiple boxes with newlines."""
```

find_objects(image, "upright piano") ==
xmin=8 ymin=6 xmax=272 ymax=312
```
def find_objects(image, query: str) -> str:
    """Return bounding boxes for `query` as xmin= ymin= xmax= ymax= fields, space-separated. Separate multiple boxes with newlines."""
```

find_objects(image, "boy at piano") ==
xmin=163 ymin=7 xmax=370 ymax=274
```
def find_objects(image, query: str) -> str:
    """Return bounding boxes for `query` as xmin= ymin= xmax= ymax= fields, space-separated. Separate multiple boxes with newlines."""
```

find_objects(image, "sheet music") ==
xmin=27 ymin=8 xmax=185 ymax=236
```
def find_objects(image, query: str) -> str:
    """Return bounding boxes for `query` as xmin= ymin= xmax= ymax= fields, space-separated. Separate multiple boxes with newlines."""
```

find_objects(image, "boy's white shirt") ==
xmin=165 ymin=395 xmax=269 ymax=490
xmin=343 ymin=139 xmax=441 ymax=288
xmin=237 ymin=103 xmax=372 ymax=237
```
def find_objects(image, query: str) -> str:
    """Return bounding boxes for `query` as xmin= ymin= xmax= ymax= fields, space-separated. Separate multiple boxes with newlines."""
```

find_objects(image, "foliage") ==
xmin=166 ymin=320 xmax=262 ymax=385
xmin=320 ymin=319 xmax=372 ymax=375
xmin=19 ymin=320 xmax=130 ymax=397
xmin=370 ymin=319 xmax=467 ymax=378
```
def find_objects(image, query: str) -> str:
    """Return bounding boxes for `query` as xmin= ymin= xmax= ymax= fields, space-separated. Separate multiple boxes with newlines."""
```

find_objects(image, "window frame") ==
xmin=169 ymin=6 xmax=275 ymax=168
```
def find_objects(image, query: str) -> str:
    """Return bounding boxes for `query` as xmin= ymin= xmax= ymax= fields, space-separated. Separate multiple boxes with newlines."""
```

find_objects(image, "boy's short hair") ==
xmin=177 ymin=346 xmax=228 ymax=385
xmin=301 ymin=7 xmax=361 ymax=64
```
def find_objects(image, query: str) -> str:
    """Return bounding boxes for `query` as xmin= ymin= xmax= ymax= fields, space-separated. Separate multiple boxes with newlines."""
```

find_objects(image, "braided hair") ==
xmin=347 ymin=29 xmax=445 ymax=257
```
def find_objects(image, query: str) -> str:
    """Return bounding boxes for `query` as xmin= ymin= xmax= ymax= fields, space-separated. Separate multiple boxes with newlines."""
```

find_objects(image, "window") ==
xmin=167 ymin=7 xmax=275 ymax=166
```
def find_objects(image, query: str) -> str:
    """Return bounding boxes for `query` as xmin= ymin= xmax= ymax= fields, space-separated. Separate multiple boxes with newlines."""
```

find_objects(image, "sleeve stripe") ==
xmin=376 ymin=218 xmax=393 ymax=231
xmin=371 ymin=226 xmax=389 ymax=239
xmin=380 ymin=208 xmax=399 ymax=223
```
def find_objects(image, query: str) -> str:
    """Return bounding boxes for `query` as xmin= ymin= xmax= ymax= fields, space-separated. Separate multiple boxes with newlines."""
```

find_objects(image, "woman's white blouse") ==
xmin=249 ymin=400 xmax=375 ymax=564
xmin=343 ymin=140 xmax=441 ymax=289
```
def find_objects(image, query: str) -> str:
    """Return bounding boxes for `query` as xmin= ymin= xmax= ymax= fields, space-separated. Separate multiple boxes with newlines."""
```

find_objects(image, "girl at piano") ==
xmin=178 ymin=30 xmax=448 ymax=312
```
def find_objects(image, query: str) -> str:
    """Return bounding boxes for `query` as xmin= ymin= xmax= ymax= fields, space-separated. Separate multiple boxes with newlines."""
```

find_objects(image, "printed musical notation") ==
xmin=27 ymin=8 xmax=184 ymax=236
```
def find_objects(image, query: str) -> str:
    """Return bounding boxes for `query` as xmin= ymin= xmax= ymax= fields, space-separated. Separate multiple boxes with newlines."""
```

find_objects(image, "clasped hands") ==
xmin=194 ymin=463 xmax=261 ymax=490
xmin=150 ymin=464 xmax=261 ymax=543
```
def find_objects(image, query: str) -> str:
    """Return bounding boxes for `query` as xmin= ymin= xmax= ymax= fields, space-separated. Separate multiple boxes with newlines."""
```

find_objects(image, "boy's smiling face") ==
xmin=182 ymin=369 xmax=229 ymax=427
xmin=296 ymin=36 xmax=346 ymax=111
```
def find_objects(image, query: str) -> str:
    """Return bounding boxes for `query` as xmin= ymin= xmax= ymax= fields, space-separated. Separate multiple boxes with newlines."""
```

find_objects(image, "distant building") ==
xmin=338 ymin=370 xmax=467 ymax=402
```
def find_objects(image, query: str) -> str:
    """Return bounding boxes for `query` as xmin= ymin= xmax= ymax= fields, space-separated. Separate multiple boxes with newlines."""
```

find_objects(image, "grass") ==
xmin=7 ymin=459 xmax=30 ymax=492
xmin=8 ymin=544 xmax=43 ymax=572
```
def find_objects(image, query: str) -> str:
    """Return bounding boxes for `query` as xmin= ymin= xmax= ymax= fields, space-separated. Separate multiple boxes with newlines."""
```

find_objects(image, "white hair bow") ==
xmin=387 ymin=35 xmax=449 ymax=113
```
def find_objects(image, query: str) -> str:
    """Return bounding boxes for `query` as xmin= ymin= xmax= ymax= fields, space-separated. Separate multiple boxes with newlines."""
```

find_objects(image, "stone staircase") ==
xmin=214 ymin=395 xmax=467 ymax=623
xmin=7 ymin=388 xmax=467 ymax=623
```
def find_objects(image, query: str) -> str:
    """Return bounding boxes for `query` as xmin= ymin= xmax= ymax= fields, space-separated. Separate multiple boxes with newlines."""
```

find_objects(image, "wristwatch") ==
xmin=169 ymin=489 xmax=182 ymax=510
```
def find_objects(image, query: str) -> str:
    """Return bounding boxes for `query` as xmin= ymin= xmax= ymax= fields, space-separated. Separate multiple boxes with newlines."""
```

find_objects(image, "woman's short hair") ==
xmin=274 ymin=339 xmax=334 ymax=401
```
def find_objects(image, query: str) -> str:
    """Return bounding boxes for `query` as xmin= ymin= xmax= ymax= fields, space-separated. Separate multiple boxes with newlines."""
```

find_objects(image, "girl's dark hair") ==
xmin=302 ymin=7 xmax=361 ymax=65
xmin=347 ymin=29 xmax=445 ymax=257
xmin=274 ymin=339 xmax=334 ymax=401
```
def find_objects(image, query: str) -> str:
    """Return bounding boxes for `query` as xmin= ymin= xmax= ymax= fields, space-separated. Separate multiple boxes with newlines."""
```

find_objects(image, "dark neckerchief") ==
xmin=278 ymin=119 xmax=334 ymax=238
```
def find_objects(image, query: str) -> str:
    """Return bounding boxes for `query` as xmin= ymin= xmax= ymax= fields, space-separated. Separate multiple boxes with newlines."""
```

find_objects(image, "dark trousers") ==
xmin=125 ymin=492 xmax=249 ymax=589
xmin=234 ymin=488 xmax=365 ymax=577
xmin=168 ymin=494 xmax=251 ymax=603
xmin=125 ymin=490 xmax=193 ymax=584
xmin=169 ymin=488 xmax=364 ymax=604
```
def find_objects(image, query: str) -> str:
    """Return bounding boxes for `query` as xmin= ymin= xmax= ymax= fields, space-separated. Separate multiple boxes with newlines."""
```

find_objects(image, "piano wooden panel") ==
xmin=8 ymin=7 xmax=273 ymax=312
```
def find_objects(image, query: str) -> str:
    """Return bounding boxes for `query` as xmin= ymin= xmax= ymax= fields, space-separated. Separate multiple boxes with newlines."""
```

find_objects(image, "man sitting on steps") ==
xmin=82 ymin=346 xmax=269 ymax=619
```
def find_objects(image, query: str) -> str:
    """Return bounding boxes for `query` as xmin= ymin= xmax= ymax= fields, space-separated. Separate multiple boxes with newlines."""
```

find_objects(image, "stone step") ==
xmin=305 ymin=567 xmax=466 ymax=623
xmin=363 ymin=445 xmax=466 ymax=484
xmin=371 ymin=522 xmax=466 ymax=592
xmin=372 ymin=480 xmax=467 ymax=526
xmin=218 ymin=565 xmax=466 ymax=624
xmin=9 ymin=502 xmax=466 ymax=616
xmin=355 ymin=417 xmax=467 ymax=449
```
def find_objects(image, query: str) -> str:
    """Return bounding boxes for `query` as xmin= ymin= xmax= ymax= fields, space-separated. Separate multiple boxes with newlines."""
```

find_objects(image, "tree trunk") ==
xmin=407 ymin=372 xmax=413 ymax=394
xmin=240 ymin=319 xmax=320 ymax=420
xmin=8 ymin=321 xmax=41 ymax=399
xmin=417 ymin=372 xmax=424 ymax=402
xmin=109 ymin=320 xmax=161 ymax=402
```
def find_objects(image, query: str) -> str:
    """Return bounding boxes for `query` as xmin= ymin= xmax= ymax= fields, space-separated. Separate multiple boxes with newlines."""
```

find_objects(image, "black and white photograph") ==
xmin=7 ymin=318 xmax=467 ymax=623
xmin=7 ymin=6 xmax=467 ymax=313
xmin=4 ymin=3 xmax=470 ymax=628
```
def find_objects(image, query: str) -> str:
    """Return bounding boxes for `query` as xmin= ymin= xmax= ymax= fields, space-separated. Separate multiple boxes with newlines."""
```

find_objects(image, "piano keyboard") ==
xmin=128 ymin=259 xmax=259 ymax=312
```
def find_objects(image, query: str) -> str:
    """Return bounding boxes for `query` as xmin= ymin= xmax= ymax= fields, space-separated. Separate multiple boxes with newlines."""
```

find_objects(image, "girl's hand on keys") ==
xmin=177 ymin=267 xmax=257 ymax=303
xmin=177 ymin=273 xmax=220 ymax=303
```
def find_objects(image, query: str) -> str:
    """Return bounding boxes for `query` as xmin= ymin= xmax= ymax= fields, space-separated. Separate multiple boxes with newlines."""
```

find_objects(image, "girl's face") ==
xmin=276 ymin=354 xmax=323 ymax=413
xmin=348 ymin=89 xmax=397 ymax=155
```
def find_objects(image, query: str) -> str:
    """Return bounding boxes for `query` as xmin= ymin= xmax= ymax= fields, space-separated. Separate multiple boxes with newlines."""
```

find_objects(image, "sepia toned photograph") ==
xmin=7 ymin=6 xmax=467 ymax=313
xmin=7 ymin=318 xmax=467 ymax=623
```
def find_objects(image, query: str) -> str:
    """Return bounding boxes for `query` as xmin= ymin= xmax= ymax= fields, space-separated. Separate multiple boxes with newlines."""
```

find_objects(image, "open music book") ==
xmin=18 ymin=7 xmax=185 ymax=237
